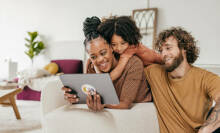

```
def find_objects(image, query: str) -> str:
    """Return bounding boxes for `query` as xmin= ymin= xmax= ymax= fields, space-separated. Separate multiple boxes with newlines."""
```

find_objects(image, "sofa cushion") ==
xmin=51 ymin=60 xmax=83 ymax=74
xmin=44 ymin=103 xmax=159 ymax=133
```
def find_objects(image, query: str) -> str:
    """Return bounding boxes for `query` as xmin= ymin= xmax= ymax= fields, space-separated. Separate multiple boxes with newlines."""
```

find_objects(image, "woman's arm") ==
xmin=86 ymin=93 xmax=132 ymax=111
xmin=104 ymin=101 xmax=132 ymax=109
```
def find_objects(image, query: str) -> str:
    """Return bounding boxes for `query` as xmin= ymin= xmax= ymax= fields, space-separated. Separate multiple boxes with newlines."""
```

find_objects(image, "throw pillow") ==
xmin=44 ymin=62 xmax=59 ymax=75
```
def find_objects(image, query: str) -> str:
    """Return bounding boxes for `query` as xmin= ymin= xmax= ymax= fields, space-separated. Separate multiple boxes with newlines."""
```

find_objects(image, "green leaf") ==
xmin=25 ymin=31 xmax=45 ymax=59
xmin=37 ymin=41 xmax=45 ymax=49
xmin=25 ymin=51 xmax=34 ymax=59
xmin=28 ymin=32 xmax=38 ymax=42
xmin=33 ymin=42 xmax=38 ymax=48
xmin=25 ymin=43 xmax=30 ymax=48
xmin=31 ymin=32 xmax=38 ymax=42
xmin=35 ymin=49 xmax=41 ymax=55
xmin=25 ymin=51 xmax=29 ymax=56
xmin=25 ymin=38 xmax=30 ymax=43
xmin=28 ymin=48 xmax=34 ymax=56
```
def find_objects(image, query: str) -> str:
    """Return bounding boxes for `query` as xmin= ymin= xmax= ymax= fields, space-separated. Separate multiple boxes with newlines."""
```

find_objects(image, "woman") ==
xmin=86 ymin=16 xmax=162 ymax=81
xmin=62 ymin=16 xmax=150 ymax=111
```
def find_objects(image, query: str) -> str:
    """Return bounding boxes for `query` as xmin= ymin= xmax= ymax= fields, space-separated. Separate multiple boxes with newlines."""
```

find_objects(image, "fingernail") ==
xmin=73 ymin=95 xmax=76 ymax=98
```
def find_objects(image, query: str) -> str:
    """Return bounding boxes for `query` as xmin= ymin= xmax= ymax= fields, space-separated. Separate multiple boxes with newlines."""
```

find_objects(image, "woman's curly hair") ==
xmin=155 ymin=27 xmax=199 ymax=64
xmin=98 ymin=16 xmax=142 ymax=46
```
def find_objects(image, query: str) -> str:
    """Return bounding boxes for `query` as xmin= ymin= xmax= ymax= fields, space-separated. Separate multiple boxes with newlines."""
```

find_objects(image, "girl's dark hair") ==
xmin=155 ymin=27 xmax=199 ymax=64
xmin=83 ymin=16 xmax=102 ymax=46
xmin=98 ymin=16 xmax=142 ymax=46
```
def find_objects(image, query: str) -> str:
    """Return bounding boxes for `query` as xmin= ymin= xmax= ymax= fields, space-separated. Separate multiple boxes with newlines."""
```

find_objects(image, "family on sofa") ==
xmin=61 ymin=16 xmax=220 ymax=133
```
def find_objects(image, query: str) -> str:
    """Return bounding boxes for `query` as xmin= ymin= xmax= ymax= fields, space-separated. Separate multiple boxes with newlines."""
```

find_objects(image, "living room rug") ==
xmin=0 ymin=100 xmax=42 ymax=133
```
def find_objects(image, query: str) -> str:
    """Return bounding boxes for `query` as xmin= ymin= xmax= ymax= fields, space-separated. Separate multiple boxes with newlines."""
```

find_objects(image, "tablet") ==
xmin=59 ymin=73 xmax=120 ymax=104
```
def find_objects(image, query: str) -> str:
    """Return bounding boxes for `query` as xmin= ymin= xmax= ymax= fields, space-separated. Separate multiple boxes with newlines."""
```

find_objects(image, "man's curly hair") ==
xmin=155 ymin=27 xmax=199 ymax=64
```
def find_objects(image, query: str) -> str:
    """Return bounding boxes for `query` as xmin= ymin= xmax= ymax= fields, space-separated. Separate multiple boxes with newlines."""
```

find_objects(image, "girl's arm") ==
xmin=136 ymin=43 xmax=163 ymax=66
xmin=110 ymin=47 xmax=137 ymax=81
xmin=110 ymin=56 xmax=130 ymax=81
xmin=85 ymin=56 xmax=131 ymax=80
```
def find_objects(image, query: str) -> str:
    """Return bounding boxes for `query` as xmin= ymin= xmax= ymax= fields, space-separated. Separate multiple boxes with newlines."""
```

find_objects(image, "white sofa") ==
xmin=40 ymin=78 xmax=160 ymax=133
xmin=40 ymin=40 xmax=220 ymax=133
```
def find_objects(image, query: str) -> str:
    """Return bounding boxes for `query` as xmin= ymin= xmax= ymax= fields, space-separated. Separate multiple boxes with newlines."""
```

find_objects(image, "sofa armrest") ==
xmin=40 ymin=77 xmax=68 ymax=116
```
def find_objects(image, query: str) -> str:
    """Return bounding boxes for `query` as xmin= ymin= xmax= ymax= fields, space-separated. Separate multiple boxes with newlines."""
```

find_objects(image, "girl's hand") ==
xmin=120 ymin=45 xmax=137 ymax=59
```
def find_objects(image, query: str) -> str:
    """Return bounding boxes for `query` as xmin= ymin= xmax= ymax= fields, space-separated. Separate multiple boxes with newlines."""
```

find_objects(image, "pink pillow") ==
xmin=51 ymin=60 xmax=83 ymax=74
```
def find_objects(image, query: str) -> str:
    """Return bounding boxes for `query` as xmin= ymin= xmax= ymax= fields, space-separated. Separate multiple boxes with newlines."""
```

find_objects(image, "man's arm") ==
xmin=199 ymin=96 xmax=220 ymax=133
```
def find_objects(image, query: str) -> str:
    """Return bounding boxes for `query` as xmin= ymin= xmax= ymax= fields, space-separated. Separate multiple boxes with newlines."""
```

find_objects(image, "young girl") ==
xmin=86 ymin=16 xmax=162 ymax=81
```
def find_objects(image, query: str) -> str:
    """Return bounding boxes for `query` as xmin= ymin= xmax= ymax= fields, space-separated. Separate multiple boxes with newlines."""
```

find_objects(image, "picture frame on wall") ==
xmin=132 ymin=8 xmax=158 ymax=49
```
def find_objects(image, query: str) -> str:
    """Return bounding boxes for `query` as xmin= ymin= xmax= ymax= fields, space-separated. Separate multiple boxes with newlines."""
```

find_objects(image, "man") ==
xmin=145 ymin=27 xmax=220 ymax=133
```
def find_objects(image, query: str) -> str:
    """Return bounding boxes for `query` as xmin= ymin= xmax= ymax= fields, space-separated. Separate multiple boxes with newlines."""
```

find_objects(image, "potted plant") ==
xmin=24 ymin=31 xmax=45 ymax=65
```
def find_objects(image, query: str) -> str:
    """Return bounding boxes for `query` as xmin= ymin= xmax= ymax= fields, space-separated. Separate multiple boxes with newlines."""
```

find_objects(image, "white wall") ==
xmin=150 ymin=0 xmax=220 ymax=65
xmin=0 ymin=0 xmax=219 ymax=72
xmin=0 ymin=0 xmax=147 ymax=71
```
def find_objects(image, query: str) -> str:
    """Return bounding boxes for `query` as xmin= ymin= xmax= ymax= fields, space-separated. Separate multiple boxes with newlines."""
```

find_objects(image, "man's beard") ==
xmin=164 ymin=52 xmax=184 ymax=72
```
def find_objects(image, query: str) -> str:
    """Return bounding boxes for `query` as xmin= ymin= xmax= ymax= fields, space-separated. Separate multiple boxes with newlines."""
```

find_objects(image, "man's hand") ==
xmin=86 ymin=92 xmax=104 ymax=112
xmin=62 ymin=87 xmax=79 ymax=104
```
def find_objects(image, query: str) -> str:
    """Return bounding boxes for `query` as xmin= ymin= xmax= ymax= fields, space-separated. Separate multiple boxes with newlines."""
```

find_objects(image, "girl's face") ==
xmin=86 ymin=37 xmax=114 ymax=73
xmin=111 ymin=34 xmax=129 ymax=54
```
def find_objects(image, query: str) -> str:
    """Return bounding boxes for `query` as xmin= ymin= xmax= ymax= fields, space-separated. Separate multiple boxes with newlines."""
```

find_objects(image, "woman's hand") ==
xmin=86 ymin=92 xmax=105 ymax=112
xmin=62 ymin=87 xmax=79 ymax=104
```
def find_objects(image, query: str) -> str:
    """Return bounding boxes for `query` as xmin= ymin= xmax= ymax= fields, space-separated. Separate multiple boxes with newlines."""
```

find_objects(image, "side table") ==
xmin=0 ymin=83 xmax=22 ymax=120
